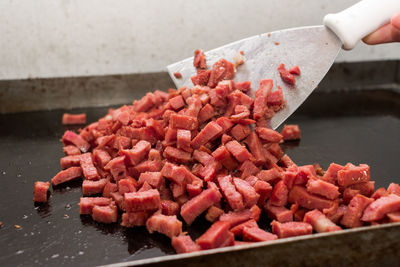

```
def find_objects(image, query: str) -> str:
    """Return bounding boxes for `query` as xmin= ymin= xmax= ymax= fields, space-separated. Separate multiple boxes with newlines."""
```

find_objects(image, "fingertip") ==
xmin=391 ymin=13 xmax=400 ymax=30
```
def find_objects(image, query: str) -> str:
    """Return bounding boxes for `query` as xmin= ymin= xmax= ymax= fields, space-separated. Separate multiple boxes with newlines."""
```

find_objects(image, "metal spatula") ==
xmin=167 ymin=0 xmax=400 ymax=129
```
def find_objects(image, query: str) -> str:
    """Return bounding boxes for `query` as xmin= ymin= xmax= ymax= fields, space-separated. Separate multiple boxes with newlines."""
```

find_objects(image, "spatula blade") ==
xmin=167 ymin=25 xmax=341 ymax=129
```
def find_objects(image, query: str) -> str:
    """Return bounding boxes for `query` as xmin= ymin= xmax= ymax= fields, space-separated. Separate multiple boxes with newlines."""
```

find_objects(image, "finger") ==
xmin=362 ymin=23 xmax=400 ymax=44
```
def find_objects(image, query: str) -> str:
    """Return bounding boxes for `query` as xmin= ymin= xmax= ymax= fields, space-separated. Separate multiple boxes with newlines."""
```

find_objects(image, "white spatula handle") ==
xmin=324 ymin=0 xmax=400 ymax=50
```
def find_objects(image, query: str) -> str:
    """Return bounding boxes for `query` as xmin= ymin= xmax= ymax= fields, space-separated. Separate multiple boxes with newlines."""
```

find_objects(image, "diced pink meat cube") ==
xmin=92 ymin=204 xmax=118 ymax=223
xmin=244 ymin=132 xmax=266 ymax=165
xmin=33 ymin=181 xmax=50 ymax=202
xmin=230 ymin=219 xmax=258 ymax=237
xmin=371 ymin=187 xmax=389 ymax=200
xmin=281 ymin=124 xmax=301 ymax=141
xmin=176 ymin=129 xmax=192 ymax=152
xmin=170 ymin=113 xmax=198 ymax=130
xmin=196 ymin=221 xmax=234 ymax=250
xmin=255 ymin=127 xmax=283 ymax=143
xmin=387 ymin=211 xmax=400 ymax=222
xmin=80 ymin=153 xmax=99 ymax=180
xmin=124 ymin=189 xmax=161 ymax=212
xmin=103 ymin=182 xmax=118 ymax=198
xmin=361 ymin=194 xmax=400 ymax=222
xmin=104 ymin=156 xmax=127 ymax=181
xmin=52 ymin=167 xmax=83 ymax=186
xmin=304 ymin=209 xmax=342 ymax=232
xmin=172 ymin=235 xmax=201 ymax=254
xmin=321 ymin=163 xmax=344 ymax=184
xmin=163 ymin=146 xmax=192 ymax=163
xmin=62 ymin=113 xmax=86 ymax=125
xmin=193 ymin=150 xmax=214 ymax=166
xmin=219 ymin=207 xmax=260 ymax=227
xmin=205 ymin=206 xmax=224 ymax=223
xmin=230 ymin=124 xmax=251 ymax=141
xmin=212 ymin=146 xmax=238 ymax=171
xmin=138 ymin=172 xmax=163 ymax=189
xmin=63 ymin=145 xmax=81 ymax=156
xmin=191 ymin=121 xmax=223 ymax=149
xmin=306 ymin=178 xmax=339 ymax=200
xmin=180 ymin=187 xmax=222 ymax=224
xmin=79 ymin=197 xmax=112 ymax=214
xmin=278 ymin=63 xmax=296 ymax=85
xmin=146 ymin=213 xmax=182 ymax=238
xmin=120 ymin=140 xmax=151 ymax=166
xmin=271 ymin=220 xmax=313 ymax=238
xmin=160 ymin=200 xmax=180 ymax=216
xmin=169 ymin=95 xmax=185 ymax=110
xmin=341 ymin=194 xmax=374 ymax=228
xmin=242 ymin=227 xmax=278 ymax=242
xmin=225 ymin=140 xmax=252 ymax=163
xmin=121 ymin=211 xmax=151 ymax=227
xmin=387 ymin=183 xmax=400 ymax=196
xmin=238 ymin=160 xmax=259 ymax=179
xmin=289 ymin=65 xmax=301 ymax=75
xmin=253 ymin=79 xmax=273 ymax=120
xmin=337 ymin=164 xmax=370 ymax=187
xmin=254 ymin=180 xmax=273 ymax=206
xmin=193 ymin=49 xmax=207 ymax=69
xmin=288 ymin=186 xmax=335 ymax=210
xmin=207 ymin=59 xmax=235 ymax=88
xmin=218 ymin=175 xmax=244 ymax=211
xmin=60 ymin=155 xmax=81 ymax=170
xmin=269 ymin=180 xmax=288 ymax=206
xmin=198 ymin=104 xmax=215 ymax=124
xmin=62 ymin=130 xmax=91 ymax=153
xmin=349 ymin=181 xmax=375 ymax=197
xmin=233 ymin=178 xmax=260 ymax=208
xmin=118 ymin=177 xmax=137 ymax=194
xmin=161 ymin=162 xmax=187 ymax=185
xmin=257 ymin=168 xmax=282 ymax=184
xmin=93 ymin=149 xmax=112 ymax=169
xmin=264 ymin=201 xmax=293 ymax=223
xmin=82 ymin=179 xmax=108 ymax=195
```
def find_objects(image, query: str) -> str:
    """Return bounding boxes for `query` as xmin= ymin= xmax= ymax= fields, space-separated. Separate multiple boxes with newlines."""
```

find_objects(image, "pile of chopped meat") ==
xmin=34 ymin=49 xmax=400 ymax=254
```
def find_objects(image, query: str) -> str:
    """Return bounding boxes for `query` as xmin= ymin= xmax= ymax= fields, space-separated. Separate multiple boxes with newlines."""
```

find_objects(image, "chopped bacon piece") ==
xmin=271 ymin=220 xmax=313 ymax=238
xmin=103 ymin=182 xmax=118 ymax=197
xmin=138 ymin=172 xmax=163 ymax=189
xmin=196 ymin=221 xmax=234 ymax=249
xmin=253 ymin=79 xmax=273 ymax=120
xmin=321 ymin=163 xmax=344 ymax=184
xmin=219 ymin=208 xmax=259 ymax=227
xmin=120 ymin=140 xmax=151 ymax=166
xmin=255 ymin=127 xmax=283 ymax=143
xmin=387 ymin=183 xmax=400 ymax=196
xmin=191 ymin=70 xmax=211 ymax=86
xmin=193 ymin=49 xmax=207 ymax=69
xmin=193 ymin=150 xmax=214 ymax=166
xmin=288 ymin=186 xmax=335 ymax=210
xmin=79 ymin=197 xmax=112 ymax=214
xmin=92 ymin=204 xmax=118 ymax=223
xmin=306 ymin=178 xmax=339 ymax=200
xmin=341 ymin=194 xmax=374 ymax=228
xmin=207 ymin=59 xmax=235 ymax=88
xmin=218 ymin=175 xmax=244 ymax=211
xmin=62 ymin=113 xmax=86 ymax=125
xmin=264 ymin=201 xmax=293 ymax=223
xmin=33 ymin=181 xmax=50 ymax=202
xmin=169 ymin=95 xmax=185 ymax=110
xmin=205 ymin=206 xmax=224 ymax=222
xmin=304 ymin=209 xmax=342 ymax=232
xmin=63 ymin=145 xmax=81 ymax=156
xmin=173 ymin=72 xmax=182 ymax=79
xmin=289 ymin=65 xmax=300 ymax=75
xmin=342 ymin=188 xmax=360 ymax=204
xmin=337 ymin=163 xmax=370 ymax=187
xmin=161 ymin=162 xmax=186 ymax=185
xmin=281 ymin=124 xmax=301 ymax=141
xmin=257 ymin=168 xmax=282 ymax=184
xmin=172 ymin=235 xmax=201 ymax=254
xmin=387 ymin=211 xmax=400 ymax=222
xmin=124 ymin=189 xmax=161 ymax=212
xmin=269 ymin=180 xmax=288 ymax=206
xmin=164 ymin=146 xmax=192 ymax=163
xmin=82 ymin=179 xmax=108 ymax=195
xmin=121 ymin=211 xmax=151 ymax=227
xmin=212 ymin=146 xmax=238 ymax=171
xmin=161 ymin=200 xmax=180 ymax=216
xmin=52 ymin=167 xmax=83 ymax=186
xmin=62 ymin=130 xmax=90 ymax=153
xmin=180 ymin=186 xmax=221 ymax=224
xmin=242 ymin=226 xmax=277 ymax=242
xmin=372 ymin=187 xmax=389 ymax=200
xmin=234 ymin=81 xmax=251 ymax=92
xmin=230 ymin=124 xmax=251 ymax=141
xmin=60 ymin=155 xmax=81 ymax=170
xmin=191 ymin=121 xmax=223 ymax=149
xmin=198 ymin=104 xmax=214 ymax=124
xmin=170 ymin=113 xmax=198 ymax=130
xmin=79 ymin=153 xmax=99 ymax=180
xmin=278 ymin=63 xmax=296 ymax=85
xmin=361 ymin=194 xmax=400 ymax=222
xmin=230 ymin=219 xmax=258 ymax=237
xmin=93 ymin=149 xmax=111 ymax=169
xmin=238 ymin=160 xmax=259 ymax=179
xmin=233 ymin=178 xmax=260 ymax=208
xmin=349 ymin=181 xmax=375 ymax=197
xmin=118 ymin=177 xmax=137 ymax=194
xmin=225 ymin=140 xmax=252 ymax=163
xmin=146 ymin=213 xmax=182 ymax=238
xmin=215 ymin=117 xmax=234 ymax=132
xmin=254 ymin=180 xmax=273 ymax=206
xmin=104 ymin=156 xmax=127 ymax=181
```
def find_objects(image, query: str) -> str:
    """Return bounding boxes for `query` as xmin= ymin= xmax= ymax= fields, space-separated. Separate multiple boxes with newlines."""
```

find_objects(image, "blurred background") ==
xmin=0 ymin=0 xmax=399 ymax=80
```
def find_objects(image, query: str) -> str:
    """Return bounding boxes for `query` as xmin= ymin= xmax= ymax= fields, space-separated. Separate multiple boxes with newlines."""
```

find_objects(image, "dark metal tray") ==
xmin=0 ymin=89 xmax=399 ymax=267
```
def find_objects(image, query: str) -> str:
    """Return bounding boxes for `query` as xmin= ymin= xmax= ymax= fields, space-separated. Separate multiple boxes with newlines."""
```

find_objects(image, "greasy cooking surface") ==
xmin=0 ymin=90 xmax=399 ymax=266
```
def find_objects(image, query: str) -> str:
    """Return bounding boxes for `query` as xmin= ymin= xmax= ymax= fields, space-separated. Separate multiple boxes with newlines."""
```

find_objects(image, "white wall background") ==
xmin=0 ymin=0 xmax=399 ymax=80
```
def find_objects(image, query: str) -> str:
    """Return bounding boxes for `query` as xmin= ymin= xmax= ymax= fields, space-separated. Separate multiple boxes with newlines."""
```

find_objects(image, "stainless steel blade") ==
xmin=167 ymin=25 xmax=342 ymax=129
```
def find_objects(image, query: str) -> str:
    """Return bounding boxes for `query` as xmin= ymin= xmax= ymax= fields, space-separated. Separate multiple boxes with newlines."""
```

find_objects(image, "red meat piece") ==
xmin=207 ymin=59 xmax=235 ymax=88
xmin=337 ymin=164 xmax=370 ymax=187
xmin=253 ymin=79 xmax=273 ymax=120
xmin=164 ymin=146 xmax=192 ymax=163
xmin=219 ymin=207 xmax=260 ymax=227
xmin=271 ymin=221 xmax=313 ymax=238
xmin=124 ymin=189 xmax=161 ymax=212
xmin=230 ymin=124 xmax=251 ymax=141
xmin=133 ymin=160 xmax=162 ymax=174
xmin=170 ymin=113 xmax=198 ymax=130
xmin=215 ymin=117 xmax=234 ymax=132
xmin=230 ymin=219 xmax=258 ymax=237
xmin=212 ymin=146 xmax=238 ymax=171
xmin=238 ymin=160 xmax=259 ymax=179
xmin=218 ymin=175 xmax=244 ymax=210
xmin=361 ymin=194 xmax=400 ymax=222
xmin=198 ymin=104 xmax=214 ymax=124
xmin=321 ymin=163 xmax=344 ymax=184
xmin=146 ymin=213 xmax=182 ymax=238
xmin=193 ymin=150 xmax=214 ymax=166
xmin=288 ymin=186 xmax=335 ymax=210
xmin=193 ymin=49 xmax=207 ymax=69
xmin=371 ymin=187 xmax=389 ymax=200
xmin=33 ymin=181 xmax=50 ymax=202
xmin=60 ymin=155 xmax=81 ymax=170
xmin=234 ymin=81 xmax=251 ymax=92
xmin=257 ymin=168 xmax=282 ymax=184
xmin=387 ymin=212 xmax=400 ymax=223
xmin=264 ymin=201 xmax=293 ymax=223
xmin=161 ymin=200 xmax=180 ymax=216
xmin=255 ymin=127 xmax=283 ymax=143
xmin=118 ymin=177 xmax=137 ymax=194
xmin=62 ymin=113 xmax=86 ymax=125
xmin=304 ymin=209 xmax=342 ymax=232
xmin=79 ymin=153 xmax=99 ymax=180
xmin=180 ymin=186 xmax=222 ymax=224
xmin=62 ymin=130 xmax=91 ymax=153
xmin=93 ymin=149 xmax=112 ymax=169
xmin=349 ymin=181 xmax=375 ymax=197
xmin=79 ymin=197 xmax=112 ymax=214
xmin=120 ymin=140 xmax=151 ymax=166
xmin=205 ymin=206 xmax=224 ymax=222
xmin=225 ymin=140 xmax=252 ymax=163
xmin=191 ymin=70 xmax=211 ymax=86
xmin=191 ymin=121 xmax=223 ymax=149
xmin=138 ymin=172 xmax=163 ymax=189
xmin=196 ymin=221 xmax=234 ymax=249
xmin=176 ymin=129 xmax=192 ymax=152
xmin=289 ymin=65 xmax=300 ymax=75
xmin=233 ymin=178 xmax=260 ymax=208
xmin=63 ymin=145 xmax=81 ymax=156
xmin=387 ymin=183 xmax=400 ymax=196
xmin=92 ymin=204 xmax=118 ymax=223
xmin=103 ymin=182 xmax=118 ymax=197
xmin=121 ymin=211 xmax=151 ymax=227
xmin=267 ymin=86 xmax=284 ymax=108
xmin=242 ymin=227 xmax=277 ymax=242
xmin=82 ymin=179 xmax=108 ymax=195
xmin=52 ymin=167 xmax=83 ymax=186
xmin=254 ymin=180 xmax=273 ymax=206
xmin=342 ymin=188 xmax=361 ymax=204
xmin=341 ymin=194 xmax=374 ymax=228
xmin=306 ymin=178 xmax=339 ymax=200
xmin=161 ymin=163 xmax=187 ymax=185
xmin=278 ymin=63 xmax=296 ymax=85
xmin=281 ymin=124 xmax=301 ymax=141
xmin=104 ymin=156 xmax=127 ymax=182
xmin=172 ymin=235 xmax=201 ymax=254
xmin=269 ymin=180 xmax=288 ymax=206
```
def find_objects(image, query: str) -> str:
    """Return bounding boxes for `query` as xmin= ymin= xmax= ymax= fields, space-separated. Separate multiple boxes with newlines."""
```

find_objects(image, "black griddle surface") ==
xmin=0 ymin=90 xmax=399 ymax=266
